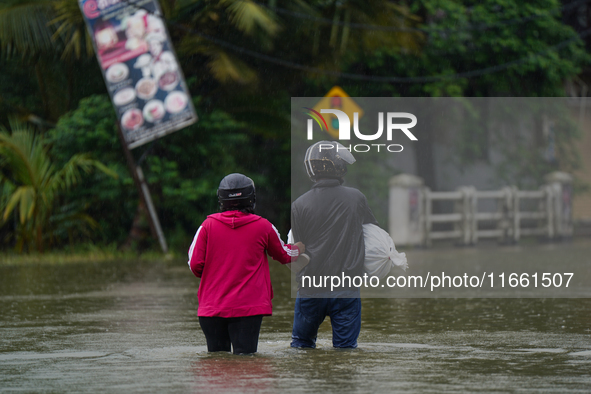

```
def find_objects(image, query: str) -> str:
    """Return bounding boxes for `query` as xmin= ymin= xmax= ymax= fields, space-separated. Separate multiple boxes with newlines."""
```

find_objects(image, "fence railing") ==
xmin=424 ymin=189 xmax=468 ymax=246
xmin=388 ymin=172 xmax=573 ymax=247
xmin=422 ymin=185 xmax=569 ymax=246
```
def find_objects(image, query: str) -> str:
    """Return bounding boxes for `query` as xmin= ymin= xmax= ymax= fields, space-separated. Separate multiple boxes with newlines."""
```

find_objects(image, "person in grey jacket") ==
xmin=290 ymin=141 xmax=377 ymax=348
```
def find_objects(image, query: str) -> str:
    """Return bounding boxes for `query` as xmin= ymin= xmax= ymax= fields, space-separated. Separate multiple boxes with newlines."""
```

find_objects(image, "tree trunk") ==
xmin=66 ymin=60 xmax=73 ymax=111
xmin=35 ymin=62 xmax=50 ymax=121
xmin=122 ymin=200 xmax=151 ymax=251
xmin=36 ymin=226 xmax=44 ymax=253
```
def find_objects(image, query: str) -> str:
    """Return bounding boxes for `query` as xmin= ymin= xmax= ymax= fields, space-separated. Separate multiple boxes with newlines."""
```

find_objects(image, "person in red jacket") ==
xmin=188 ymin=173 xmax=305 ymax=355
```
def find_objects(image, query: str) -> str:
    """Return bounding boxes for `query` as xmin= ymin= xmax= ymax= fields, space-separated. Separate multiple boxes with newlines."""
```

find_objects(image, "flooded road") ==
xmin=1 ymin=242 xmax=590 ymax=393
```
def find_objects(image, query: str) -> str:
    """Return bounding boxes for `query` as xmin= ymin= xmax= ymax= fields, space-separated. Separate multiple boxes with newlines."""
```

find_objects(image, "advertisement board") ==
xmin=79 ymin=0 xmax=197 ymax=149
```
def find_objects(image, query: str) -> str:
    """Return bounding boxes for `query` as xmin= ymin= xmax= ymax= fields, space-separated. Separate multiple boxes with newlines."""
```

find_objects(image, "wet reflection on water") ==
xmin=1 ymin=241 xmax=590 ymax=392
xmin=191 ymin=354 xmax=277 ymax=393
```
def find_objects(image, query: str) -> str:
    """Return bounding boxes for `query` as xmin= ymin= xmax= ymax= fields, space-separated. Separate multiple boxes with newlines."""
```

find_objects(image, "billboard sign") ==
xmin=79 ymin=0 xmax=197 ymax=149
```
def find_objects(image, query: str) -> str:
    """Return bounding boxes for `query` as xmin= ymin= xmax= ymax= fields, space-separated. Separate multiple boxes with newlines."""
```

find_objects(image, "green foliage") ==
xmin=0 ymin=120 xmax=117 ymax=252
xmin=0 ymin=0 xmax=101 ymax=121
xmin=346 ymin=0 xmax=589 ymax=189
xmin=45 ymin=95 xmax=264 ymax=248
xmin=1 ymin=0 xmax=590 ymax=251
xmin=0 ymin=0 xmax=91 ymax=59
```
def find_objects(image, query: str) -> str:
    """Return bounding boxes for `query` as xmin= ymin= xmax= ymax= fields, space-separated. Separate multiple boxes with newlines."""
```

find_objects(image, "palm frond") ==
xmin=221 ymin=0 xmax=279 ymax=36
xmin=48 ymin=202 xmax=100 ymax=245
xmin=177 ymin=35 xmax=212 ymax=56
xmin=0 ymin=0 xmax=57 ymax=57
xmin=50 ymin=0 xmax=93 ymax=59
xmin=51 ymin=153 xmax=117 ymax=195
xmin=0 ymin=121 xmax=115 ymax=252
xmin=0 ymin=124 xmax=42 ymax=188
xmin=207 ymin=50 xmax=257 ymax=84
xmin=3 ymin=185 xmax=35 ymax=223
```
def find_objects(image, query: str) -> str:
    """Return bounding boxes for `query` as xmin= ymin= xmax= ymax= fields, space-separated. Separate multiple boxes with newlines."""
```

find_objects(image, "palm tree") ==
xmin=0 ymin=0 xmax=91 ymax=119
xmin=0 ymin=120 xmax=117 ymax=252
xmin=174 ymin=0 xmax=281 ymax=84
xmin=174 ymin=0 xmax=422 ymax=84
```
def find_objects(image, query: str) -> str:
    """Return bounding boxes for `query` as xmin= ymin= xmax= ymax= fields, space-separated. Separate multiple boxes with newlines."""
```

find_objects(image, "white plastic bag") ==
xmin=363 ymin=223 xmax=408 ymax=278
xmin=286 ymin=230 xmax=310 ymax=273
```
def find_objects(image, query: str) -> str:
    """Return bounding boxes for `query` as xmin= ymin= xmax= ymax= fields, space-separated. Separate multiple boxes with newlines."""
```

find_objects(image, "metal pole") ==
xmin=116 ymin=125 xmax=169 ymax=254
xmin=136 ymin=166 xmax=168 ymax=253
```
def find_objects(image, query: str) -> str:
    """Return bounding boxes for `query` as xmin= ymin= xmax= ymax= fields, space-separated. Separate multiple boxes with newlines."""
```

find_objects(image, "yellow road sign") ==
xmin=313 ymin=86 xmax=363 ymax=139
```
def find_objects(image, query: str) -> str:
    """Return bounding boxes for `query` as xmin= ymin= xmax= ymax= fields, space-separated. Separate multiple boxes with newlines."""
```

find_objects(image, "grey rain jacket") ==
xmin=291 ymin=178 xmax=378 ymax=294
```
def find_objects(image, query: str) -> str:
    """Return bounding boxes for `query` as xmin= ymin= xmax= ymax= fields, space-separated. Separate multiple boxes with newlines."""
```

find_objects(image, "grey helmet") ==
xmin=217 ymin=173 xmax=256 ymax=211
xmin=304 ymin=141 xmax=356 ymax=182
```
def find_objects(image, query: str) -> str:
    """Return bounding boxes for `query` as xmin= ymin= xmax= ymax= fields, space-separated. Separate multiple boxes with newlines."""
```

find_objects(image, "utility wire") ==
xmin=175 ymin=24 xmax=591 ymax=83
xmin=119 ymin=0 xmax=591 ymax=84
xmin=261 ymin=0 xmax=590 ymax=34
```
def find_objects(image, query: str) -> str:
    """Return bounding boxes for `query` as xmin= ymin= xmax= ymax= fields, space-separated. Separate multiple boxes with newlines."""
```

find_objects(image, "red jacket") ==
xmin=188 ymin=211 xmax=300 ymax=317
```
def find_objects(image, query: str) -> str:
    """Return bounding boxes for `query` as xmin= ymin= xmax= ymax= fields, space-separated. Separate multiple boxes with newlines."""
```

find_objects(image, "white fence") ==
xmin=389 ymin=173 xmax=573 ymax=246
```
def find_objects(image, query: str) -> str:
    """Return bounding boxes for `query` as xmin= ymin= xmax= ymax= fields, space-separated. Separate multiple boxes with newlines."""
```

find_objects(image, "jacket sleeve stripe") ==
xmin=188 ymin=226 xmax=203 ymax=268
xmin=272 ymin=224 xmax=299 ymax=256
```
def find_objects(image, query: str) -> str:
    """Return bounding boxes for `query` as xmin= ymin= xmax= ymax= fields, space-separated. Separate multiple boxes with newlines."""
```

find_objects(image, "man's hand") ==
xmin=294 ymin=241 xmax=305 ymax=254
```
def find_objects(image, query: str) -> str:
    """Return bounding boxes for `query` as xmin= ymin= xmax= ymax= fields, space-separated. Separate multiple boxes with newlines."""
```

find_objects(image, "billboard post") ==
xmin=79 ymin=0 xmax=196 ymax=252
xmin=117 ymin=125 xmax=168 ymax=253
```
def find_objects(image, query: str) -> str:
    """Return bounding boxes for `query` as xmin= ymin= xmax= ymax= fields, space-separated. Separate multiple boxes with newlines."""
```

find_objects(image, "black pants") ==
xmin=199 ymin=315 xmax=263 ymax=355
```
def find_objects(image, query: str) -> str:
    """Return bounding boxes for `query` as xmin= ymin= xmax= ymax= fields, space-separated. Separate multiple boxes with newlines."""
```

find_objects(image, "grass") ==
xmin=0 ymin=243 xmax=179 ymax=266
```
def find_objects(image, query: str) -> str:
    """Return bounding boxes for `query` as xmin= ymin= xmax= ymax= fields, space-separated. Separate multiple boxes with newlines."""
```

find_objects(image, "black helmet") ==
xmin=304 ymin=141 xmax=356 ymax=182
xmin=218 ymin=173 xmax=256 ymax=211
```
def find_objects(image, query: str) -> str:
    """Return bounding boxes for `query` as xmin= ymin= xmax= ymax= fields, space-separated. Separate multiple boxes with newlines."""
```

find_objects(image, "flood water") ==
xmin=1 ymin=241 xmax=591 ymax=393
